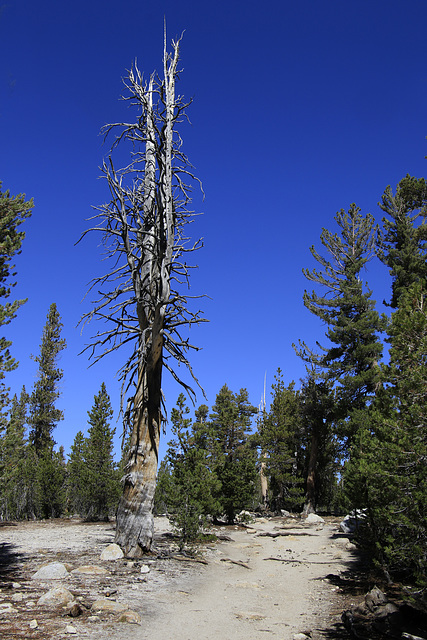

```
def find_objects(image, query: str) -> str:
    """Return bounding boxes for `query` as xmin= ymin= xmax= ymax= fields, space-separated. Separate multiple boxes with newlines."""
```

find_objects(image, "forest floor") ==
xmin=0 ymin=514 xmax=374 ymax=640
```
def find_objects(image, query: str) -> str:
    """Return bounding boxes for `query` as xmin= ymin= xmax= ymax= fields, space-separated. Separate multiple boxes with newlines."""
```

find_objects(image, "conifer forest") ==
xmin=1 ymin=29 xmax=427 ymax=607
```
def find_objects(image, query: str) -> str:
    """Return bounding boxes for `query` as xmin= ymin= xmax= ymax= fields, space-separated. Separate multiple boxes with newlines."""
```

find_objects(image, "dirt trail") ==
xmin=0 ymin=516 xmax=356 ymax=640
xmin=138 ymin=517 xmax=355 ymax=640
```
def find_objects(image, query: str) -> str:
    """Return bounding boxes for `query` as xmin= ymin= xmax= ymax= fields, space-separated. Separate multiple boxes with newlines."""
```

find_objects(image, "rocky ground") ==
xmin=0 ymin=514 xmax=424 ymax=640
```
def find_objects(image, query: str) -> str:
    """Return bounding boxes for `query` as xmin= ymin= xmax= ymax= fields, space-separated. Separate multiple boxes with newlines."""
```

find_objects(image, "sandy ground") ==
xmin=0 ymin=515 xmax=357 ymax=640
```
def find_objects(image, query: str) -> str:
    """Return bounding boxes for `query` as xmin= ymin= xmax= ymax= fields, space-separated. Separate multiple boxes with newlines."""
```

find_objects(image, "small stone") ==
xmin=140 ymin=564 xmax=150 ymax=574
xmin=92 ymin=597 xmax=128 ymax=613
xmin=32 ymin=562 xmax=70 ymax=580
xmin=29 ymin=619 xmax=38 ymax=629
xmin=71 ymin=565 xmax=109 ymax=575
xmin=11 ymin=592 xmax=24 ymax=602
xmin=12 ymin=582 xmax=21 ymax=589
xmin=26 ymin=601 xmax=36 ymax=608
xmin=68 ymin=603 xmax=83 ymax=617
xmin=38 ymin=586 xmax=75 ymax=607
xmin=293 ymin=634 xmax=310 ymax=640
xmin=87 ymin=615 xmax=101 ymax=622
xmin=65 ymin=625 xmax=77 ymax=634
xmin=117 ymin=610 xmax=141 ymax=624
xmin=100 ymin=543 xmax=124 ymax=561
xmin=126 ymin=561 xmax=135 ymax=567
xmin=235 ymin=611 xmax=266 ymax=620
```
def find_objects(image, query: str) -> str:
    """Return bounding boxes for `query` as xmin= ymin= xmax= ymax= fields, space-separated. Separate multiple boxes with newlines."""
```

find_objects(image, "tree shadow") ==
xmin=0 ymin=542 xmax=27 ymax=583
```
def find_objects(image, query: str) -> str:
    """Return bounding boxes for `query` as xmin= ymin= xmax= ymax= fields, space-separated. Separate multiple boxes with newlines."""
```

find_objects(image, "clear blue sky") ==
xmin=1 ymin=0 xmax=426 ymax=460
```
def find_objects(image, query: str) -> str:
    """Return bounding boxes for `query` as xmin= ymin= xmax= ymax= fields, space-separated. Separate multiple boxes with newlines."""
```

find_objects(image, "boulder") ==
xmin=100 ymin=543 xmax=124 ymax=561
xmin=32 ymin=562 xmax=70 ymax=580
xmin=38 ymin=586 xmax=75 ymax=607
xmin=305 ymin=513 xmax=325 ymax=524
xmin=340 ymin=510 xmax=366 ymax=534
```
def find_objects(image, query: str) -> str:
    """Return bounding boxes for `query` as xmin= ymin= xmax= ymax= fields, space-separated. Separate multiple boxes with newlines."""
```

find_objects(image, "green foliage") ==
xmin=0 ymin=388 xmax=29 ymax=519
xmin=208 ymin=385 xmax=258 ymax=522
xmin=68 ymin=384 xmax=120 ymax=520
xmin=28 ymin=303 xmax=66 ymax=455
xmin=299 ymin=204 xmax=385 ymax=453
xmin=378 ymin=175 xmax=427 ymax=309
xmin=0 ymin=184 xmax=33 ymax=384
xmin=34 ymin=446 xmax=66 ymax=518
xmin=256 ymin=371 xmax=304 ymax=512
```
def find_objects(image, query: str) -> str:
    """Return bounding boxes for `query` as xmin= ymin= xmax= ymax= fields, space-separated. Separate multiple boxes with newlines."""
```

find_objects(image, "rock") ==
xmin=293 ymin=634 xmax=310 ymax=640
xmin=340 ymin=509 xmax=366 ymax=534
xmin=281 ymin=509 xmax=291 ymax=517
xmin=100 ymin=543 xmax=124 ymax=561
xmin=12 ymin=582 xmax=21 ymax=589
xmin=11 ymin=592 xmax=24 ymax=602
xmin=26 ymin=600 xmax=36 ymax=608
xmin=71 ymin=565 xmax=109 ymax=575
xmin=65 ymin=625 xmax=77 ymax=634
xmin=0 ymin=602 xmax=18 ymax=613
xmin=365 ymin=586 xmax=388 ymax=612
xmin=140 ymin=564 xmax=150 ymax=574
xmin=32 ymin=562 xmax=70 ymax=580
xmin=38 ymin=586 xmax=75 ymax=607
xmin=29 ymin=619 xmax=38 ymax=629
xmin=68 ymin=603 xmax=83 ymax=617
xmin=235 ymin=611 xmax=266 ymax=620
xmin=92 ymin=597 xmax=128 ymax=613
xmin=117 ymin=610 xmax=141 ymax=624
xmin=87 ymin=615 xmax=101 ymax=622
xmin=305 ymin=513 xmax=325 ymax=524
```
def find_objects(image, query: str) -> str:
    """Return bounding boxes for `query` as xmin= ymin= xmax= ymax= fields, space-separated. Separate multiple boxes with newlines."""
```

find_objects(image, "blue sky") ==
xmin=1 ymin=0 xmax=426 ymax=459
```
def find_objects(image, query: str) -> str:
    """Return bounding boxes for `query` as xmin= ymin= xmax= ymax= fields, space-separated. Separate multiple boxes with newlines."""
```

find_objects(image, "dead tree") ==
xmin=80 ymin=34 xmax=205 ymax=556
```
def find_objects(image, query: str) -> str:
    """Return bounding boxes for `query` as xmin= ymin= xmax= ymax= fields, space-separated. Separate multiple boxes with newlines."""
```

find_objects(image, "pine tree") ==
xmin=161 ymin=394 xmax=220 ymax=546
xmin=0 ymin=387 xmax=28 ymax=519
xmin=83 ymin=383 xmax=119 ymax=521
xmin=67 ymin=430 xmax=87 ymax=515
xmin=256 ymin=371 xmax=304 ymax=512
xmin=378 ymin=175 xmax=427 ymax=308
xmin=208 ymin=385 xmax=257 ymax=522
xmin=27 ymin=303 xmax=66 ymax=518
xmin=0 ymin=184 xmax=33 ymax=383
xmin=299 ymin=204 xmax=385 ymax=452
xmin=28 ymin=303 xmax=66 ymax=455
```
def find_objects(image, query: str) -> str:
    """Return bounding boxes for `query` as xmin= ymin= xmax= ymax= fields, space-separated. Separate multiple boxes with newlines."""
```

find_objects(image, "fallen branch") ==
xmin=220 ymin=558 xmax=251 ymax=569
xmin=257 ymin=531 xmax=317 ymax=538
xmin=264 ymin=556 xmax=339 ymax=565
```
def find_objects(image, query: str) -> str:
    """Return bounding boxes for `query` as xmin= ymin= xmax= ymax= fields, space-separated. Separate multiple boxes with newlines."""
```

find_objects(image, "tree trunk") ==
xmin=303 ymin=429 xmax=319 ymax=515
xmin=115 ymin=335 xmax=163 ymax=556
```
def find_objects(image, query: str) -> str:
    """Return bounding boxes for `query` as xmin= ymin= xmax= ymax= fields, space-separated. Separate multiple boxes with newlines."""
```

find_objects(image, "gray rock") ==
xmin=65 ymin=625 xmax=77 ymax=634
xmin=140 ymin=564 xmax=150 ymax=574
xmin=365 ymin=586 xmax=388 ymax=612
xmin=340 ymin=509 xmax=366 ymax=534
xmin=38 ymin=586 xmax=75 ymax=607
xmin=305 ymin=513 xmax=325 ymax=524
xmin=32 ymin=562 xmax=70 ymax=580
xmin=100 ymin=543 xmax=124 ymax=561
xmin=117 ymin=610 xmax=141 ymax=624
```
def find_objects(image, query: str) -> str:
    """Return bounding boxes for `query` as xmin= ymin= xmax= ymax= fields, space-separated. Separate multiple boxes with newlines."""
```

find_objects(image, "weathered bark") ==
xmin=303 ymin=428 xmax=319 ymax=515
xmin=80 ymin=33 xmax=205 ymax=556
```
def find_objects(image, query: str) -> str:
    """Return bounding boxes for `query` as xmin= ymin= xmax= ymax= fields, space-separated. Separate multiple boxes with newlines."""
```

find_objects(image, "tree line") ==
xmin=155 ymin=174 xmax=427 ymax=589
xmin=1 ymin=34 xmax=426 ymax=589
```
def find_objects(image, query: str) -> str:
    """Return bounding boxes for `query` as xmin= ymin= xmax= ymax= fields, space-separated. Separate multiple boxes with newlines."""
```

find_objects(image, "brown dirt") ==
xmin=0 ymin=515 xmax=363 ymax=639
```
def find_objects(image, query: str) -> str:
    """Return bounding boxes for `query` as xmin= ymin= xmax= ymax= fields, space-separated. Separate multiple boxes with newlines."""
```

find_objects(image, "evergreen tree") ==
xmin=256 ymin=371 xmax=304 ymax=512
xmin=299 ymin=204 xmax=385 ymax=452
xmin=161 ymin=394 xmax=220 ymax=546
xmin=299 ymin=372 xmax=336 ymax=514
xmin=347 ymin=283 xmax=427 ymax=584
xmin=208 ymin=385 xmax=257 ymax=522
xmin=83 ymin=383 xmax=119 ymax=520
xmin=378 ymin=175 xmax=427 ymax=308
xmin=0 ymin=387 xmax=28 ymax=519
xmin=67 ymin=430 xmax=87 ymax=515
xmin=27 ymin=304 xmax=66 ymax=518
xmin=0 ymin=184 xmax=33 ymax=385
xmin=28 ymin=303 xmax=66 ymax=455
